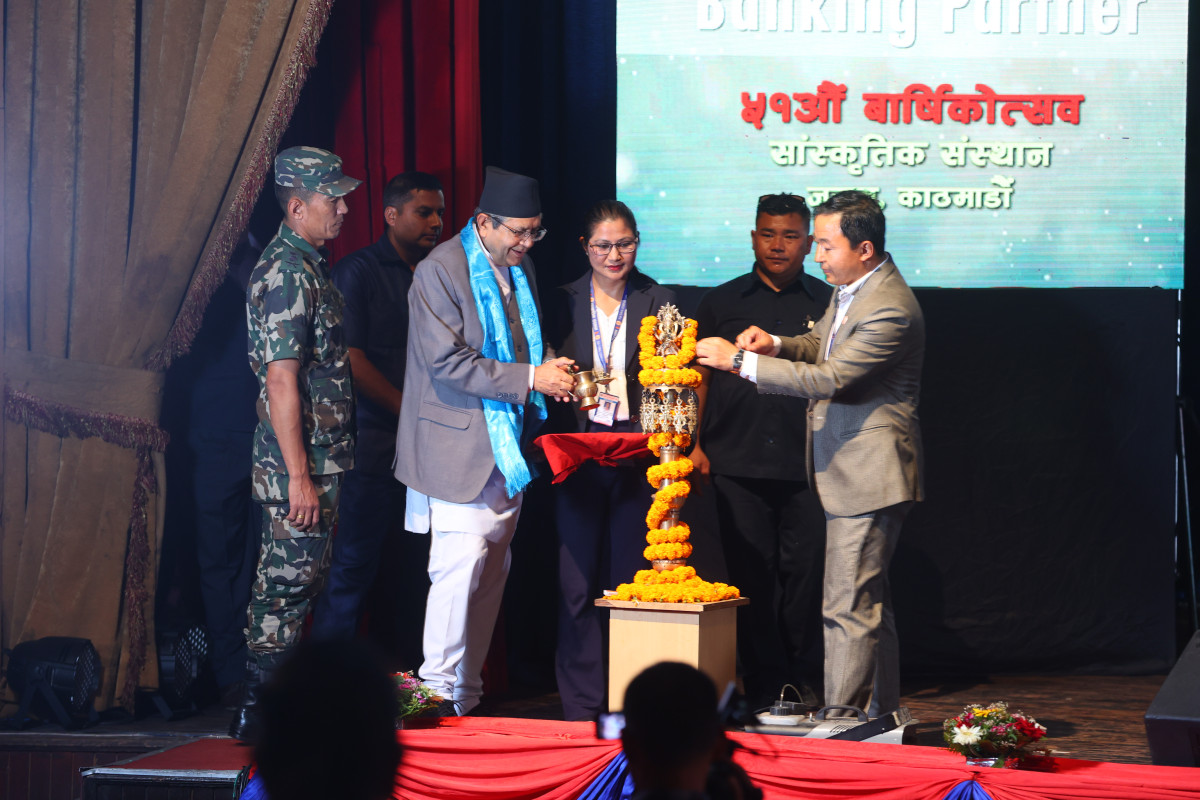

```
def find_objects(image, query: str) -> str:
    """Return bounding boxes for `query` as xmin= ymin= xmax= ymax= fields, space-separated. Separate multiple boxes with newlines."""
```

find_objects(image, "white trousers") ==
xmin=408 ymin=469 xmax=522 ymax=714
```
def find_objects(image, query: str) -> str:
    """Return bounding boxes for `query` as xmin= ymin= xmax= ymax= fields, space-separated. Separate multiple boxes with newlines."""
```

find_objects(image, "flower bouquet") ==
xmin=943 ymin=701 xmax=1048 ymax=767
xmin=393 ymin=671 xmax=443 ymax=724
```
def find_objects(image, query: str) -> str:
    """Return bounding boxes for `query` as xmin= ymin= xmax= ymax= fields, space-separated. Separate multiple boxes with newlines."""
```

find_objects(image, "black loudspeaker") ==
xmin=1145 ymin=631 xmax=1200 ymax=766
xmin=3 ymin=637 xmax=101 ymax=729
xmin=137 ymin=624 xmax=211 ymax=720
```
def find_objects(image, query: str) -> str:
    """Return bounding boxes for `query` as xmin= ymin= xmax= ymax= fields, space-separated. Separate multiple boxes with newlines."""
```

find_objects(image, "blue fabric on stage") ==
xmin=576 ymin=751 xmax=634 ymax=800
xmin=943 ymin=779 xmax=995 ymax=800
xmin=238 ymin=772 xmax=267 ymax=800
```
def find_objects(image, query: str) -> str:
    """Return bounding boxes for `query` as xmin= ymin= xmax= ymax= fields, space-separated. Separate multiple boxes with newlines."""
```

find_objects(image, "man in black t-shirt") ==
xmin=311 ymin=172 xmax=445 ymax=669
xmin=692 ymin=193 xmax=833 ymax=710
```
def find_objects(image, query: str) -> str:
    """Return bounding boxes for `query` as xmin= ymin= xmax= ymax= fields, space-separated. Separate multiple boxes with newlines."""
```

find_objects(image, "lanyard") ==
xmin=589 ymin=281 xmax=629 ymax=375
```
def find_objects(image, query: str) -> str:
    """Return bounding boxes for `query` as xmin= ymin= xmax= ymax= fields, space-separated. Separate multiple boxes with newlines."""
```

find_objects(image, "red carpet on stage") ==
xmin=98 ymin=718 xmax=1200 ymax=800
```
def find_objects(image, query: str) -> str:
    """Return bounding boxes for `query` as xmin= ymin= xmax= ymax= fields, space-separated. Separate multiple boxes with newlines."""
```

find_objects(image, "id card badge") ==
xmin=592 ymin=392 xmax=620 ymax=427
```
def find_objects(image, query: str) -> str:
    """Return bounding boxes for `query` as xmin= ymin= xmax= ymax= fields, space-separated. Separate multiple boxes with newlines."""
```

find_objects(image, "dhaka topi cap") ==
xmin=478 ymin=166 xmax=541 ymax=218
xmin=275 ymin=146 xmax=362 ymax=197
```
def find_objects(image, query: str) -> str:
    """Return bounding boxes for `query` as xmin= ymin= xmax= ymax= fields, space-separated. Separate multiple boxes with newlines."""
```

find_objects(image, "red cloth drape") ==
xmin=535 ymin=433 xmax=652 ymax=483
xmin=326 ymin=0 xmax=482 ymax=263
xmin=388 ymin=718 xmax=1200 ymax=800
xmin=101 ymin=719 xmax=1200 ymax=800
xmin=395 ymin=718 xmax=621 ymax=800
xmin=728 ymin=729 xmax=1200 ymax=800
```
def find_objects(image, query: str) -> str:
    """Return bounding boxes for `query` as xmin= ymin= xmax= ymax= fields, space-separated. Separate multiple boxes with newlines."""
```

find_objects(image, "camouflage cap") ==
xmin=274 ymin=146 xmax=362 ymax=196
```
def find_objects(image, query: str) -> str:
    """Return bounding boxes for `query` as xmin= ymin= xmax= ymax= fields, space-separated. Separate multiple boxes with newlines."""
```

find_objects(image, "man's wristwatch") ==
xmin=730 ymin=348 xmax=745 ymax=374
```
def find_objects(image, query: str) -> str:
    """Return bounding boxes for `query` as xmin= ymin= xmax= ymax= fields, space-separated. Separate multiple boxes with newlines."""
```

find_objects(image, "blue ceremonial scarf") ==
xmin=461 ymin=221 xmax=547 ymax=497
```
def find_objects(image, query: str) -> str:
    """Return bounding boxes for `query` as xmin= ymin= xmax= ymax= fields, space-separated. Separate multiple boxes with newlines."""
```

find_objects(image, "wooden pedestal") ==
xmin=594 ymin=597 xmax=749 ymax=711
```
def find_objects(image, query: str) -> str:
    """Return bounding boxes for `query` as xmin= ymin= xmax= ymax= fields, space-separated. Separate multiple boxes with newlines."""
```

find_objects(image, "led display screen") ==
xmin=617 ymin=0 xmax=1186 ymax=287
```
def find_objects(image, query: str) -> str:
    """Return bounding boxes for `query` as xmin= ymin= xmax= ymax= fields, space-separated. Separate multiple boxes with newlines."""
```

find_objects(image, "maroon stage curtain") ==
xmin=323 ymin=0 xmax=483 ymax=264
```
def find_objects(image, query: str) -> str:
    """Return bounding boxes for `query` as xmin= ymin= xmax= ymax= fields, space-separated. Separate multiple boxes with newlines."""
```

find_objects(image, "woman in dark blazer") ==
xmin=546 ymin=200 xmax=676 ymax=721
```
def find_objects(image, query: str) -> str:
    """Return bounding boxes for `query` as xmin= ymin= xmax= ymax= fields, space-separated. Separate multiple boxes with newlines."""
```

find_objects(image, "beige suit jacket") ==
xmin=756 ymin=260 xmax=924 ymax=517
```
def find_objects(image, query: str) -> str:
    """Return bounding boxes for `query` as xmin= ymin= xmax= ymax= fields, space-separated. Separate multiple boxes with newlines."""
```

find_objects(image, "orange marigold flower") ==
xmin=656 ymin=481 xmax=690 ymax=502
xmin=647 ymin=458 xmax=694 ymax=487
xmin=645 ymin=523 xmax=691 ymax=545
xmin=645 ymin=500 xmax=672 ymax=530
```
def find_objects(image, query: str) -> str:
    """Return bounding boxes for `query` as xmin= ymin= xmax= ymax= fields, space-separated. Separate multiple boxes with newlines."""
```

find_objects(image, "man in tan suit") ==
xmin=697 ymin=190 xmax=923 ymax=717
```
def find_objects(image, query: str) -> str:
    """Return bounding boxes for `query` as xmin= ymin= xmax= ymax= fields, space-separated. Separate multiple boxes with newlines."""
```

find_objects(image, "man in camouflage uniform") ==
xmin=230 ymin=146 xmax=361 ymax=741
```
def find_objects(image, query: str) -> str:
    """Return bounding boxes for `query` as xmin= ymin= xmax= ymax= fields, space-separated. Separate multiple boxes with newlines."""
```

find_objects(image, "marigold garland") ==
xmin=639 ymin=368 xmax=702 ymax=388
xmin=646 ymin=523 xmax=691 ymax=545
xmin=638 ymin=317 xmax=699 ymax=371
xmin=643 ymin=541 xmax=693 ymax=561
xmin=656 ymin=480 xmax=690 ymax=502
xmin=647 ymin=432 xmax=691 ymax=456
xmin=625 ymin=308 xmax=740 ymax=603
xmin=646 ymin=458 xmax=693 ymax=487
xmin=646 ymin=500 xmax=670 ymax=530
xmin=645 ymin=481 xmax=690 ymax=529
xmin=614 ymin=565 xmax=741 ymax=604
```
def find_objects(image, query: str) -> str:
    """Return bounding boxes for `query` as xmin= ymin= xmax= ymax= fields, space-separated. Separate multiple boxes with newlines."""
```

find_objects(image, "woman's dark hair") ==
xmin=582 ymin=199 xmax=638 ymax=242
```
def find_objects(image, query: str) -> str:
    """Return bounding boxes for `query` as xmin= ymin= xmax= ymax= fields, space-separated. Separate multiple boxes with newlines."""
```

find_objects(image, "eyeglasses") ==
xmin=586 ymin=238 xmax=639 ymax=256
xmin=491 ymin=216 xmax=547 ymax=242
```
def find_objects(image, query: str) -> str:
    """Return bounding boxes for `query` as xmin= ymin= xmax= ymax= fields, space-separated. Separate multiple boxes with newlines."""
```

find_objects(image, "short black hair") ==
xmin=275 ymin=183 xmax=316 ymax=213
xmin=756 ymin=193 xmax=810 ymax=226
xmin=382 ymin=171 xmax=443 ymax=210
xmin=813 ymin=190 xmax=886 ymax=253
xmin=622 ymin=662 xmax=723 ymax=772
xmin=256 ymin=640 xmax=401 ymax=800
xmin=473 ymin=207 xmax=507 ymax=226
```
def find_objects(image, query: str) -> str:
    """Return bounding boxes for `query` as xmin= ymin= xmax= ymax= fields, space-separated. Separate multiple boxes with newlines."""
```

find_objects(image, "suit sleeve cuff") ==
xmin=741 ymin=351 xmax=760 ymax=384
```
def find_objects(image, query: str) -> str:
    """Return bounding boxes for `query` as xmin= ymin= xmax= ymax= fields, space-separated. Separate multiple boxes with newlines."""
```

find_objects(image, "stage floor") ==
xmin=0 ymin=673 xmax=1166 ymax=766
xmin=484 ymin=673 xmax=1166 ymax=766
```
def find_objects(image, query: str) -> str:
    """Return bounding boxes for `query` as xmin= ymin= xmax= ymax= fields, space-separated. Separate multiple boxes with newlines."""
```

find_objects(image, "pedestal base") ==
xmin=595 ymin=596 xmax=749 ymax=711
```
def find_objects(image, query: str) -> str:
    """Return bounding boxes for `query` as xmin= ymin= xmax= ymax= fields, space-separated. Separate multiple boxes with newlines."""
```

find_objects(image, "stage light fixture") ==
xmin=3 ymin=636 xmax=101 ymax=729
xmin=144 ymin=624 xmax=211 ymax=719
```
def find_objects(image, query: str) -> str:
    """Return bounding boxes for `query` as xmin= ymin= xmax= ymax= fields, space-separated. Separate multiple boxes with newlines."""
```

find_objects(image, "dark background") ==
xmin=161 ymin=1 xmax=1196 ymax=690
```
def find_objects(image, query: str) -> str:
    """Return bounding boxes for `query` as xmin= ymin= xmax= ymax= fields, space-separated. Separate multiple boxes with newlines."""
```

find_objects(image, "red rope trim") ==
xmin=147 ymin=0 xmax=337 ymax=371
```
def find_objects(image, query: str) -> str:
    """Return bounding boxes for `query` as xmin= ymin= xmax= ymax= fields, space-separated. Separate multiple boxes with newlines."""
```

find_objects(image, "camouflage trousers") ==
xmin=245 ymin=472 xmax=342 ymax=663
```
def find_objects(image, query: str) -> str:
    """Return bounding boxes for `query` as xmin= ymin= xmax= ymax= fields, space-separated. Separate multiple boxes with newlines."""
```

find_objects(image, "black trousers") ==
xmin=712 ymin=473 xmax=826 ymax=708
xmin=555 ymin=459 xmax=653 ymax=720
xmin=190 ymin=429 xmax=258 ymax=689
xmin=311 ymin=467 xmax=430 ymax=671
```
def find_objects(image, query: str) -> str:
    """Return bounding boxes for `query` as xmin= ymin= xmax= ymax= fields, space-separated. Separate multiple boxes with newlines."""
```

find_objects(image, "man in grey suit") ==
xmin=394 ymin=167 xmax=576 ymax=715
xmin=696 ymin=190 xmax=923 ymax=717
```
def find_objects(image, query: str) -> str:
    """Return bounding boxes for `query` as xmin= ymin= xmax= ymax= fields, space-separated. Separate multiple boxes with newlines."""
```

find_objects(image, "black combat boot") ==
xmin=228 ymin=658 xmax=272 ymax=742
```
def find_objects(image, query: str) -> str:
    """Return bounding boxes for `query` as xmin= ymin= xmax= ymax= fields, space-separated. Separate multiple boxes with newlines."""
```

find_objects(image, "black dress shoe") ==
xmin=228 ymin=661 xmax=269 ymax=742
xmin=218 ymin=680 xmax=245 ymax=712
xmin=418 ymin=698 xmax=460 ymax=718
